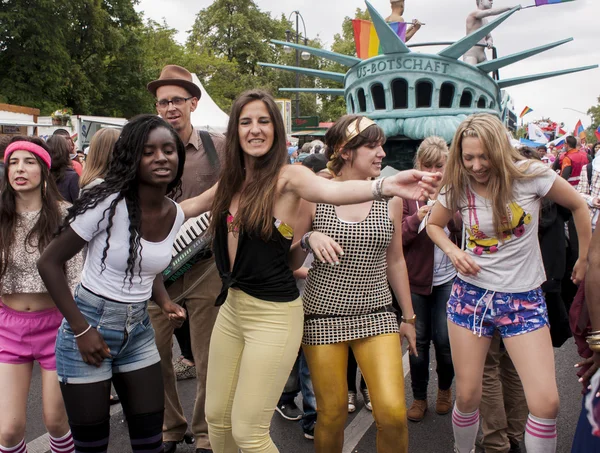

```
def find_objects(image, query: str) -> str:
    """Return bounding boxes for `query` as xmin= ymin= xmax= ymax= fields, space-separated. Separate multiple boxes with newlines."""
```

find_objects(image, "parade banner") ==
xmin=534 ymin=0 xmax=575 ymax=6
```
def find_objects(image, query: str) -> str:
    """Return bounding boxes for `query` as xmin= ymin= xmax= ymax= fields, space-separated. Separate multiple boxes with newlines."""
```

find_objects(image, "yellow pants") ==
xmin=205 ymin=289 xmax=304 ymax=453
xmin=303 ymin=333 xmax=408 ymax=453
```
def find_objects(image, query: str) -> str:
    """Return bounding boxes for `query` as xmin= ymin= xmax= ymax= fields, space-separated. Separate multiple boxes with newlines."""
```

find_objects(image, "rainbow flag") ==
xmin=535 ymin=0 xmax=575 ymax=6
xmin=352 ymin=19 xmax=407 ymax=60
xmin=519 ymin=106 xmax=533 ymax=118
xmin=595 ymin=126 xmax=600 ymax=141
xmin=574 ymin=120 xmax=585 ymax=139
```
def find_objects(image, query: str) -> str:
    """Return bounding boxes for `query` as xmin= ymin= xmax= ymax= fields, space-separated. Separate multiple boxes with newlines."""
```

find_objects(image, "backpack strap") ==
xmin=588 ymin=163 xmax=593 ymax=191
xmin=199 ymin=130 xmax=220 ymax=172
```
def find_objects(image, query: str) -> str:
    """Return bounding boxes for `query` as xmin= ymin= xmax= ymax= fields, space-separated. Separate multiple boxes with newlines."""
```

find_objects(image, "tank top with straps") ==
xmin=302 ymin=201 xmax=398 ymax=345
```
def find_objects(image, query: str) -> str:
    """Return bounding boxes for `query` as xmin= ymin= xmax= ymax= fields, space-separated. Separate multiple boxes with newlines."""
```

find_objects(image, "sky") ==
xmin=135 ymin=0 xmax=600 ymax=133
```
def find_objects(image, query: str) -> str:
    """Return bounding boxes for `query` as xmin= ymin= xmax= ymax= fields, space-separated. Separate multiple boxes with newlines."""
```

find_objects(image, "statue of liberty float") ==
xmin=260 ymin=0 xmax=597 ymax=169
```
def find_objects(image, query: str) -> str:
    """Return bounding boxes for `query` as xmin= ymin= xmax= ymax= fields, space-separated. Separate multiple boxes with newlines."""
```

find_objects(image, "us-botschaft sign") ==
xmin=355 ymin=56 xmax=451 ymax=79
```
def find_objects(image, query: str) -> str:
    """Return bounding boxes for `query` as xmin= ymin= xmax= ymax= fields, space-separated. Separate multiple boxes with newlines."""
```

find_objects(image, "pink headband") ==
xmin=4 ymin=141 xmax=52 ymax=169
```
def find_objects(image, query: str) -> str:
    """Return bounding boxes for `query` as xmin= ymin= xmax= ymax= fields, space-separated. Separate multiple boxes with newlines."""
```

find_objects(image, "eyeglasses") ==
xmin=155 ymin=96 xmax=193 ymax=109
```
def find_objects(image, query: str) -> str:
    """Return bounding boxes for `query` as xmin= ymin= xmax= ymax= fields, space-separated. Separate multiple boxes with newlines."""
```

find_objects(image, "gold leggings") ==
xmin=303 ymin=333 xmax=408 ymax=453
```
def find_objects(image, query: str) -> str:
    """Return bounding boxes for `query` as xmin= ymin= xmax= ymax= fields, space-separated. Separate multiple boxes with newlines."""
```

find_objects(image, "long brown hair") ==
xmin=442 ymin=114 xmax=543 ymax=235
xmin=46 ymin=135 xmax=72 ymax=184
xmin=209 ymin=90 xmax=288 ymax=240
xmin=0 ymin=136 xmax=63 ymax=281
xmin=79 ymin=128 xmax=120 ymax=188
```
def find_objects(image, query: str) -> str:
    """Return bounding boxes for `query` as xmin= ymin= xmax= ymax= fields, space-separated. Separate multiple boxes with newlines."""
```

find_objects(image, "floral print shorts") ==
xmin=447 ymin=278 xmax=549 ymax=338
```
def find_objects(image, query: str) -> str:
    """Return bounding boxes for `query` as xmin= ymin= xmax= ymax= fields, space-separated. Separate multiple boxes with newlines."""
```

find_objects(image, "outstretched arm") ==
xmin=181 ymin=183 xmax=217 ymax=219
xmin=280 ymin=165 xmax=441 ymax=205
xmin=472 ymin=6 xmax=516 ymax=20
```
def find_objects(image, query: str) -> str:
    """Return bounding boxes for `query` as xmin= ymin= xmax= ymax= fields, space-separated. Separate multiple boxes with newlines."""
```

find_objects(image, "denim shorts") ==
xmin=56 ymin=284 xmax=160 ymax=384
xmin=447 ymin=278 xmax=549 ymax=338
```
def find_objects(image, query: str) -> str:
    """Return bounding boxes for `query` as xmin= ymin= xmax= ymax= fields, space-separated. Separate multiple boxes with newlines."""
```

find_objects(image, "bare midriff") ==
xmin=2 ymin=292 xmax=56 ymax=312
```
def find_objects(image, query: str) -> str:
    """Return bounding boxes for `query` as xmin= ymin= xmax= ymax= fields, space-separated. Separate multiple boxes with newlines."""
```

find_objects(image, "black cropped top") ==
xmin=212 ymin=213 xmax=299 ymax=306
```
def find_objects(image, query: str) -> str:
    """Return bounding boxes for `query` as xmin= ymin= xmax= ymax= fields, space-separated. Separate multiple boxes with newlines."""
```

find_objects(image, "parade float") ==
xmin=260 ymin=0 xmax=598 ymax=169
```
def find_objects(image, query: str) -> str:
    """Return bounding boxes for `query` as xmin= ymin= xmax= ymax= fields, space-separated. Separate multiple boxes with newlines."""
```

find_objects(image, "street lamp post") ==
xmin=286 ymin=11 xmax=309 ymax=120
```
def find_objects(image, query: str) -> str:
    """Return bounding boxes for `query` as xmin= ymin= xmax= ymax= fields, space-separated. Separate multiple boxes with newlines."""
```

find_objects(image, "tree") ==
xmin=587 ymin=95 xmax=600 ymax=143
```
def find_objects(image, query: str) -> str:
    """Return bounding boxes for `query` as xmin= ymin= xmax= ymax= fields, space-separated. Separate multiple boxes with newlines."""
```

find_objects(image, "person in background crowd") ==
xmin=38 ymin=114 xmax=188 ymax=453
xmin=402 ymin=136 xmax=458 ymax=423
xmin=53 ymin=129 xmax=82 ymax=176
xmin=79 ymin=128 xmax=120 ymax=191
xmin=147 ymin=64 xmax=225 ymax=453
xmin=0 ymin=137 xmax=81 ymax=453
xmin=288 ymin=146 xmax=299 ymax=164
xmin=0 ymin=135 xmax=11 ymax=188
xmin=75 ymin=150 xmax=86 ymax=167
xmin=47 ymin=135 xmax=79 ymax=203
xmin=560 ymin=136 xmax=590 ymax=187
xmin=576 ymin=141 xmax=600 ymax=232
xmin=427 ymin=114 xmax=591 ymax=453
xmin=181 ymin=93 xmax=440 ymax=453
xmin=290 ymin=114 xmax=420 ymax=453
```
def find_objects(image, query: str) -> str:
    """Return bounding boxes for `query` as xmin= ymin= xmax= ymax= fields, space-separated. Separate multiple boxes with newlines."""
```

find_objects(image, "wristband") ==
xmin=301 ymin=232 xmax=314 ymax=253
xmin=401 ymin=314 xmax=417 ymax=325
xmin=74 ymin=325 xmax=92 ymax=339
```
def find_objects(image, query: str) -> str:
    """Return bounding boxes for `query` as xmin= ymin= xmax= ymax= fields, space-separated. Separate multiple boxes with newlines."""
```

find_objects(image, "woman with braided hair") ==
xmin=38 ymin=114 xmax=187 ymax=453
xmin=289 ymin=114 xmax=416 ymax=453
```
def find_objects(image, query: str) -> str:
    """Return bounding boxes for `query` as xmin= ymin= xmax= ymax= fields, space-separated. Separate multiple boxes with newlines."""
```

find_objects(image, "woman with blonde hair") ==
xmin=79 ymin=128 xmax=120 ymax=190
xmin=403 ymin=136 xmax=460 ymax=422
xmin=291 ymin=114 xmax=417 ymax=453
xmin=427 ymin=113 xmax=591 ymax=453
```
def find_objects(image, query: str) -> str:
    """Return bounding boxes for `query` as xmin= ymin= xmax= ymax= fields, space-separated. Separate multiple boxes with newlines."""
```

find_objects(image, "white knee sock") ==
xmin=49 ymin=431 xmax=74 ymax=453
xmin=0 ymin=439 xmax=27 ymax=453
xmin=524 ymin=414 xmax=557 ymax=453
xmin=452 ymin=405 xmax=479 ymax=453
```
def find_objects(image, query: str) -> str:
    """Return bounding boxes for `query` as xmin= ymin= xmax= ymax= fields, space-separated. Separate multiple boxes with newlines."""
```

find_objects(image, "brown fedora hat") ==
xmin=147 ymin=65 xmax=202 ymax=100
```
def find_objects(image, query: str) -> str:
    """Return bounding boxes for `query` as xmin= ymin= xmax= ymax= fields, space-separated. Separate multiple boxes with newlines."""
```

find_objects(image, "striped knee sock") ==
xmin=525 ymin=414 xmax=557 ymax=453
xmin=0 ymin=439 xmax=27 ymax=453
xmin=127 ymin=411 xmax=164 ymax=453
xmin=70 ymin=419 xmax=109 ymax=453
xmin=452 ymin=405 xmax=479 ymax=453
xmin=49 ymin=431 xmax=75 ymax=453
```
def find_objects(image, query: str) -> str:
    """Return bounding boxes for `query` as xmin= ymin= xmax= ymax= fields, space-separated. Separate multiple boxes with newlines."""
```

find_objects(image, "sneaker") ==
xmin=435 ymin=388 xmax=453 ymax=415
xmin=348 ymin=392 xmax=357 ymax=413
xmin=361 ymin=387 xmax=372 ymax=411
xmin=407 ymin=399 xmax=428 ymax=422
xmin=275 ymin=401 xmax=303 ymax=421
xmin=303 ymin=424 xmax=315 ymax=440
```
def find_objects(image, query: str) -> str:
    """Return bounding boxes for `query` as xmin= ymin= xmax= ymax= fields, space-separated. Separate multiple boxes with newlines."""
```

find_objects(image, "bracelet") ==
xmin=401 ymin=314 xmax=417 ymax=325
xmin=589 ymin=343 xmax=600 ymax=353
xmin=74 ymin=325 xmax=92 ymax=339
xmin=301 ymin=232 xmax=314 ymax=253
xmin=371 ymin=178 xmax=392 ymax=201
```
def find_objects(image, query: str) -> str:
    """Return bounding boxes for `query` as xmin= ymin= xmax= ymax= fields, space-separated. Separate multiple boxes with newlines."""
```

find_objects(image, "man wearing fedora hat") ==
xmin=147 ymin=64 xmax=225 ymax=453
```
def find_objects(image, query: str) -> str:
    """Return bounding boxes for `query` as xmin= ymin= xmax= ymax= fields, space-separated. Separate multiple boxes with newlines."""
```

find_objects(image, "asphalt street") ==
xmin=23 ymin=339 xmax=584 ymax=452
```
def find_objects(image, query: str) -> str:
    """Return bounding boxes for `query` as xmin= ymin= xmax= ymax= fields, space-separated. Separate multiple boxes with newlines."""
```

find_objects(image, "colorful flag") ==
xmin=549 ymin=133 xmax=567 ymax=149
xmin=555 ymin=125 xmax=567 ymax=136
xmin=519 ymin=106 xmax=533 ymax=118
xmin=573 ymin=120 xmax=586 ymax=139
xmin=535 ymin=0 xmax=575 ymax=6
xmin=71 ymin=133 xmax=78 ymax=143
xmin=595 ymin=126 xmax=600 ymax=141
xmin=353 ymin=19 xmax=407 ymax=60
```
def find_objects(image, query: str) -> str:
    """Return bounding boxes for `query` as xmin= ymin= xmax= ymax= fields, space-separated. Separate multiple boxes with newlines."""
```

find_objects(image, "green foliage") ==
xmin=0 ymin=0 xmax=368 ymax=122
xmin=587 ymin=95 xmax=600 ymax=143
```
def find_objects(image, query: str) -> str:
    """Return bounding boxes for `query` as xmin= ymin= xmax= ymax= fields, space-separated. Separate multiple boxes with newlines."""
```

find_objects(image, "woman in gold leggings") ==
xmin=292 ymin=115 xmax=417 ymax=453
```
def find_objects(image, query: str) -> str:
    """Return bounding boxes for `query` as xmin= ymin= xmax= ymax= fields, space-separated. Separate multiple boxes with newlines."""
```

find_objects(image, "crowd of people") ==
xmin=0 ymin=62 xmax=599 ymax=453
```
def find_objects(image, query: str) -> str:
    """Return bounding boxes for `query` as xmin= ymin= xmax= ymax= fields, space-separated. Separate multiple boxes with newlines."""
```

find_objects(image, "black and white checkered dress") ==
xmin=302 ymin=201 xmax=399 ymax=345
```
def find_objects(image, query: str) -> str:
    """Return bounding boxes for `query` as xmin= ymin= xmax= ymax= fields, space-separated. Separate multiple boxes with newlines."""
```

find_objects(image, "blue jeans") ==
xmin=56 ymin=284 xmax=160 ymax=384
xmin=279 ymin=351 xmax=317 ymax=431
xmin=409 ymin=280 xmax=454 ymax=400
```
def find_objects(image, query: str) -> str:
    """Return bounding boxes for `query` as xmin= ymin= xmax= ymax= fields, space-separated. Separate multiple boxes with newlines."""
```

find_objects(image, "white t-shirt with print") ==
xmin=437 ymin=163 xmax=557 ymax=293
xmin=70 ymin=193 xmax=184 ymax=303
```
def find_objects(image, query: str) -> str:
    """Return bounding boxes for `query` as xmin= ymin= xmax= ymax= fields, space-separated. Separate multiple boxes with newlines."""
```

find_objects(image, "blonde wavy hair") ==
xmin=414 ymin=136 xmax=448 ymax=169
xmin=442 ymin=114 xmax=542 ymax=235
xmin=79 ymin=128 xmax=120 ymax=188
